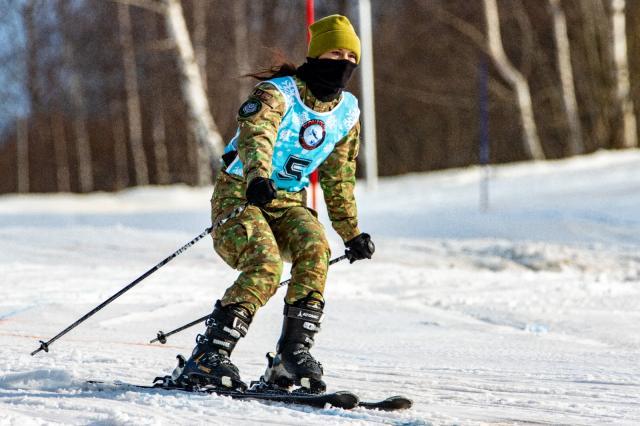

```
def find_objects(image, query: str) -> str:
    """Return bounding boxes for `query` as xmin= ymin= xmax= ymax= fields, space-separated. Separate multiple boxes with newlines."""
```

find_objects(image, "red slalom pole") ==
xmin=306 ymin=0 xmax=314 ymax=43
xmin=306 ymin=0 xmax=319 ymax=210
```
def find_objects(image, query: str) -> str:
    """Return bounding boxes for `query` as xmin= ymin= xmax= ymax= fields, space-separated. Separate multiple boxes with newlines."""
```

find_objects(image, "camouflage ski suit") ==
xmin=211 ymin=76 xmax=360 ymax=315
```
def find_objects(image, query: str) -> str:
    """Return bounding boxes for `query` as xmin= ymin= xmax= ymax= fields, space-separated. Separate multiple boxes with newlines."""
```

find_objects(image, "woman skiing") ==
xmin=176 ymin=14 xmax=375 ymax=394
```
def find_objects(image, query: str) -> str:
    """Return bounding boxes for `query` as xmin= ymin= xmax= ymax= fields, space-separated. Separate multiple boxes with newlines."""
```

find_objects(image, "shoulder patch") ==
xmin=252 ymin=88 xmax=273 ymax=103
xmin=238 ymin=99 xmax=262 ymax=118
xmin=251 ymin=86 xmax=280 ymax=109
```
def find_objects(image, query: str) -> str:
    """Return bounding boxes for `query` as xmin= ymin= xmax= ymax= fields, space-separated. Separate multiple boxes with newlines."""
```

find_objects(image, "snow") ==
xmin=1 ymin=149 xmax=639 ymax=425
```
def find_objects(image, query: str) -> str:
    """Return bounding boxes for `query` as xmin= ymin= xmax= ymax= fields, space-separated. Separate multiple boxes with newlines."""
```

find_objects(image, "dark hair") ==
xmin=245 ymin=49 xmax=299 ymax=81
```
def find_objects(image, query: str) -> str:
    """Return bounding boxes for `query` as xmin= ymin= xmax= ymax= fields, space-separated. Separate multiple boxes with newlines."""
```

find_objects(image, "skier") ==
xmin=176 ymin=14 xmax=375 ymax=393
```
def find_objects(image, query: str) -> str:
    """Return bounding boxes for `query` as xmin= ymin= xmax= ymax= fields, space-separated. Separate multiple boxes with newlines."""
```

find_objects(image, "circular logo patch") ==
xmin=238 ymin=99 xmax=262 ymax=118
xmin=299 ymin=120 xmax=326 ymax=150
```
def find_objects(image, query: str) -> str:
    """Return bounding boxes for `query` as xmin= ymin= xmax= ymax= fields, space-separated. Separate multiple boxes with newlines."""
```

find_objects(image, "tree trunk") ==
xmin=145 ymin=10 xmax=171 ymax=185
xmin=68 ymin=76 xmax=94 ymax=193
xmin=51 ymin=113 xmax=71 ymax=192
xmin=611 ymin=0 xmax=638 ymax=148
xmin=191 ymin=0 xmax=212 ymax=185
xmin=234 ymin=0 xmax=251 ymax=105
xmin=579 ymin=0 xmax=613 ymax=149
xmin=152 ymin=106 xmax=170 ymax=185
xmin=186 ymin=129 xmax=198 ymax=185
xmin=161 ymin=0 xmax=224 ymax=185
xmin=118 ymin=2 xmax=149 ymax=185
xmin=23 ymin=1 xmax=41 ymax=115
xmin=192 ymin=0 xmax=208 ymax=92
xmin=16 ymin=118 xmax=29 ymax=193
xmin=483 ymin=0 xmax=545 ymax=160
xmin=57 ymin=1 xmax=94 ymax=193
xmin=549 ymin=0 xmax=584 ymax=156
xmin=110 ymin=101 xmax=130 ymax=190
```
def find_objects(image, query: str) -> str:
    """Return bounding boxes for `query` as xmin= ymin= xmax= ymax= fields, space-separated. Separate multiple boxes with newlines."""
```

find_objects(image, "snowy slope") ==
xmin=1 ymin=149 xmax=639 ymax=425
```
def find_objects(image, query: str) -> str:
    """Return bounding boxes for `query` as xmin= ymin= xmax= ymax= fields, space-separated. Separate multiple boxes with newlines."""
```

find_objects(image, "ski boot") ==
xmin=177 ymin=300 xmax=252 ymax=391
xmin=262 ymin=296 xmax=326 ymax=394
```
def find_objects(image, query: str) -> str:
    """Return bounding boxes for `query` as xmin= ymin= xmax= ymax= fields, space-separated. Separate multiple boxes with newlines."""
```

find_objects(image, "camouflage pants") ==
xmin=211 ymin=172 xmax=330 ymax=315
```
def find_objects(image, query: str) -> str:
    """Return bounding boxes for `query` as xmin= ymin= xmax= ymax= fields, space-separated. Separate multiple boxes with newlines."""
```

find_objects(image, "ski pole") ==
xmin=31 ymin=204 xmax=248 ymax=356
xmin=150 ymin=254 xmax=349 ymax=344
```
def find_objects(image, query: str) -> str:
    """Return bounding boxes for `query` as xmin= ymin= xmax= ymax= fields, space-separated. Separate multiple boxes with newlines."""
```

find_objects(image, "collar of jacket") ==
xmin=293 ymin=76 xmax=341 ymax=113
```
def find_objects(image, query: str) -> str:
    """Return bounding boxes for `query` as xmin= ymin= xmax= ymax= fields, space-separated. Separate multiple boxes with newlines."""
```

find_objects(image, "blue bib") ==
xmin=224 ymin=76 xmax=360 ymax=192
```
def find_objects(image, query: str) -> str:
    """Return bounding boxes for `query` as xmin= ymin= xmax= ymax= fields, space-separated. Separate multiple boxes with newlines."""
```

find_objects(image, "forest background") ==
xmin=1 ymin=0 xmax=638 ymax=193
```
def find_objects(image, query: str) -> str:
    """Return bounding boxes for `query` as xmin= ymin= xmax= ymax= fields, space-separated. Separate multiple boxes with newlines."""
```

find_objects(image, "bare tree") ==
xmin=110 ymin=100 xmax=130 ymax=189
xmin=50 ymin=113 xmax=71 ymax=192
xmin=118 ymin=2 xmax=149 ymax=185
xmin=611 ymin=0 xmax=638 ymax=148
xmin=6 ymin=0 xmax=640 ymax=194
xmin=234 ymin=0 xmax=251 ymax=105
xmin=145 ymin=11 xmax=171 ymax=185
xmin=110 ymin=0 xmax=224 ymax=185
xmin=549 ymin=0 xmax=584 ymax=156
xmin=16 ymin=118 xmax=29 ymax=193
xmin=23 ymin=1 xmax=41 ymax=114
xmin=483 ymin=0 xmax=545 ymax=160
xmin=162 ymin=0 xmax=224 ymax=185
xmin=192 ymin=0 xmax=208 ymax=92
xmin=575 ymin=0 xmax=615 ymax=149
xmin=190 ymin=0 xmax=215 ymax=185
xmin=151 ymin=106 xmax=170 ymax=184
xmin=57 ymin=0 xmax=94 ymax=192
xmin=20 ymin=1 xmax=35 ymax=193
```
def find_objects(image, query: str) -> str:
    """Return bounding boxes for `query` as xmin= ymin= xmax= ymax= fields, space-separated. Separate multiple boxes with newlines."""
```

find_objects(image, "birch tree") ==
xmin=111 ymin=0 xmax=224 ymax=185
xmin=549 ymin=0 xmax=584 ymax=155
xmin=16 ymin=118 xmax=29 ymax=193
xmin=20 ymin=2 xmax=34 ymax=193
xmin=192 ymin=0 xmax=208 ymax=92
xmin=162 ymin=0 xmax=224 ymax=184
xmin=50 ymin=113 xmax=71 ymax=192
xmin=189 ymin=0 xmax=212 ymax=184
xmin=57 ymin=1 xmax=94 ymax=192
xmin=118 ymin=2 xmax=149 ymax=185
xmin=483 ymin=0 xmax=545 ymax=160
xmin=611 ymin=0 xmax=638 ymax=148
xmin=110 ymin=100 xmax=130 ymax=189
xmin=576 ymin=0 xmax=615 ymax=149
xmin=234 ymin=0 xmax=251 ymax=105
xmin=145 ymin=10 xmax=170 ymax=184
xmin=23 ymin=1 xmax=40 ymax=114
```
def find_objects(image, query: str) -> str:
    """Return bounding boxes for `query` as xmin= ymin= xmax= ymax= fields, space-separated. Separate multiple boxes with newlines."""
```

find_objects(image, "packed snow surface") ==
xmin=1 ymin=150 xmax=639 ymax=425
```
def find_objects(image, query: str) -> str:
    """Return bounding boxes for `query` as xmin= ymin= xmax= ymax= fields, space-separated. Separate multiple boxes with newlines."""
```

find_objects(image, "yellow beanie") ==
xmin=308 ymin=15 xmax=361 ymax=64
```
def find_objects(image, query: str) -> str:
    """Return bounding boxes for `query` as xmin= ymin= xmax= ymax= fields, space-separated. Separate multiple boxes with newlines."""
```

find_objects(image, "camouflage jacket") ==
xmin=232 ymin=75 xmax=361 ymax=242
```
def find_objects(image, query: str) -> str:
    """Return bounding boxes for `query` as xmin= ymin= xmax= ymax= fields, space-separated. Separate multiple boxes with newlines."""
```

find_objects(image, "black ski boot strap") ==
xmin=283 ymin=304 xmax=324 ymax=326
xmin=198 ymin=301 xmax=253 ymax=355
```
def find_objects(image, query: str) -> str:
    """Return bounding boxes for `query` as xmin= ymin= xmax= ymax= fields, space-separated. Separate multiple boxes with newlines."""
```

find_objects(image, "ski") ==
xmin=86 ymin=380 xmax=359 ymax=409
xmin=358 ymin=395 xmax=413 ymax=411
xmin=85 ymin=380 xmax=412 ymax=411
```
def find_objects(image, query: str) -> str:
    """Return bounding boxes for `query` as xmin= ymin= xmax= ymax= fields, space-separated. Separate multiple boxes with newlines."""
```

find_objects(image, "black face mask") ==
xmin=296 ymin=57 xmax=358 ymax=102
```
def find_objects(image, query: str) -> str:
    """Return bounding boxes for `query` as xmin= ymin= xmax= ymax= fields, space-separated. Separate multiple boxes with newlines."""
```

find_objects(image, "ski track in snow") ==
xmin=1 ymin=150 xmax=640 ymax=425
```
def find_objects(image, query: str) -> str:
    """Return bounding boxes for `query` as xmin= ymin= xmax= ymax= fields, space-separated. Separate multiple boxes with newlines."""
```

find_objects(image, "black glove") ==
xmin=345 ymin=233 xmax=375 ymax=263
xmin=246 ymin=177 xmax=277 ymax=206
